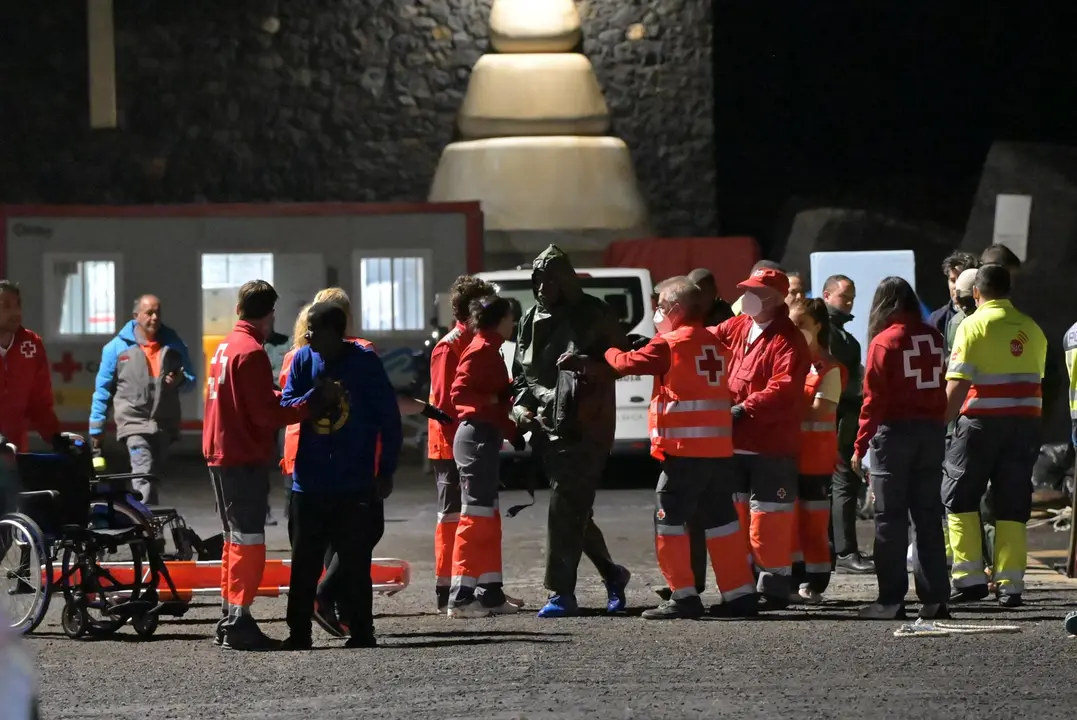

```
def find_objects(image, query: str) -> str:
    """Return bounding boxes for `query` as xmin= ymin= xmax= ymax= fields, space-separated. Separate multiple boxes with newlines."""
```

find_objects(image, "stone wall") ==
xmin=0 ymin=0 xmax=715 ymax=238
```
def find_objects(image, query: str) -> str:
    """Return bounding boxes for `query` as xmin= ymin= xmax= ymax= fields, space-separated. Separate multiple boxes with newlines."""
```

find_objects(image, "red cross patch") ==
xmin=656 ymin=509 xmax=666 ymax=521
xmin=695 ymin=345 xmax=726 ymax=387
xmin=19 ymin=340 xmax=36 ymax=359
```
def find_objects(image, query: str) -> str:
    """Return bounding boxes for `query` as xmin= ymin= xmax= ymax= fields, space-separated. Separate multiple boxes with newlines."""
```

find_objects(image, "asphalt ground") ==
xmin=21 ymin=455 xmax=1077 ymax=720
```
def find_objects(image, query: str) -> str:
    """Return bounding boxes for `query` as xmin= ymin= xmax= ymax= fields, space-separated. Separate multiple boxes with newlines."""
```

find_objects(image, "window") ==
xmin=490 ymin=277 xmax=646 ymax=333
xmin=200 ymin=253 xmax=274 ymax=289
xmin=359 ymin=255 xmax=426 ymax=332
xmin=45 ymin=256 xmax=119 ymax=337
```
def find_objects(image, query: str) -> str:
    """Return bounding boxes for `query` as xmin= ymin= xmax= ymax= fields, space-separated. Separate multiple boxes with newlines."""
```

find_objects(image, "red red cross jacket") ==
xmin=0 ymin=327 xmax=60 ymax=451
xmin=854 ymin=313 xmax=947 ymax=458
xmin=708 ymin=311 xmax=811 ymax=458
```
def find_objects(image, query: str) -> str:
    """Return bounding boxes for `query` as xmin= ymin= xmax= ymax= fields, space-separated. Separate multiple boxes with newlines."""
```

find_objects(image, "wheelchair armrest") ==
xmin=95 ymin=472 xmax=158 ymax=484
xmin=17 ymin=490 xmax=60 ymax=501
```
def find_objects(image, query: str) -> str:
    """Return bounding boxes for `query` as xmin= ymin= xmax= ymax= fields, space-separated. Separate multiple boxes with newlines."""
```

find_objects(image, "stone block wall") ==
xmin=0 ymin=0 xmax=715 ymax=238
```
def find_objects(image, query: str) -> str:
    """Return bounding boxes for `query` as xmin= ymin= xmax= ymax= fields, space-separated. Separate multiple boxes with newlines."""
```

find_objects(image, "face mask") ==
xmin=801 ymin=328 xmax=814 ymax=345
xmin=740 ymin=291 xmax=764 ymax=318
xmin=653 ymin=309 xmax=673 ymax=335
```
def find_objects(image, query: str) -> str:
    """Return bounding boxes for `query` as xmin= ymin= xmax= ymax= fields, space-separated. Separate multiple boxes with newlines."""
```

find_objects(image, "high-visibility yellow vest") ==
xmin=946 ymin=299 xmax=1047 ymax=417
xmin=1065 ymin=321 xmax=1077 ymax=421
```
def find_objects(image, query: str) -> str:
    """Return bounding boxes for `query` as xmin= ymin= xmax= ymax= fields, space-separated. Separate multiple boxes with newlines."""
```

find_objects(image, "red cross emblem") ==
xmin=19 ymin=340 xmax=36 ymax=359
xmin=903 ymin=334 xmax=944 ymax=389
xmin=695 ymin=345 xmax=726 ymax=386
xmin=52 ymin=351 xmax=83 ymax=383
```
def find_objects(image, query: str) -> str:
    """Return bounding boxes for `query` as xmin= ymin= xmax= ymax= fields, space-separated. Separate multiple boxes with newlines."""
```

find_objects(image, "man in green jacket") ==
xmin=511 ymin=245 xmax=631 ymax=618
xmin=822 ymin=274 xmax=874 ymax=574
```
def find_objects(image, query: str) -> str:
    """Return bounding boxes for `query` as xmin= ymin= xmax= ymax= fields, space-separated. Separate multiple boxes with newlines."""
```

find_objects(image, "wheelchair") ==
xmin=0 ymin=440 xmax=189 ymax=638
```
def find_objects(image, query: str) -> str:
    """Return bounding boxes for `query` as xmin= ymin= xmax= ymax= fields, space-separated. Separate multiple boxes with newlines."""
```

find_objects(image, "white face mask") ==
xmin=740 ymin=291 xmax=764 ymax=318
xmin=801 ymin=328 xmax=814 ymax=345
xmin=653 ymin=309 xmax=674 ymax=335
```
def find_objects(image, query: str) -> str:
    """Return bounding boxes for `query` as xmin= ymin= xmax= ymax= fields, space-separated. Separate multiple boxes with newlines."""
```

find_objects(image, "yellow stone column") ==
xmin=429 ymin=0 xmax=649 ymax=267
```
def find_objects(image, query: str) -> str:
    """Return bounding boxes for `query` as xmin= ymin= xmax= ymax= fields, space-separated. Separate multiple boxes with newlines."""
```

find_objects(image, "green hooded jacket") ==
xmin=510 ymin=245 xmax=625 ymax=446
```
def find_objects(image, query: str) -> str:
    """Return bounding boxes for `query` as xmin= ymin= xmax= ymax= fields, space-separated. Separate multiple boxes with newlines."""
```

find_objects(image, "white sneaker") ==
xmin=447 ymin=602 xmax=492 ymax=619
xmin=437 ymin=601 xmax=448 ymax=615
xmin=504 ymin=594 xmax=525 ymax=609
xmin=487 ymin=601 xmax=520 ymax=615
xmin=797 ymin=587 xmax=823 ymax=605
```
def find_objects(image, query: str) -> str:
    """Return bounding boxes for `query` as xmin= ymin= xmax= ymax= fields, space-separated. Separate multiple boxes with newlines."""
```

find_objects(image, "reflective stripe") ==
xmin=733 ymin=493 xmax=750 ymax=505
xmin=805 ymin=562 xmax=831 ymax=574
xmin=477 ymin=572 xmax=502 ymax=585
xmin=750 ymin=500 xmax=794 ymax=513
xmin=993 ymin=571 xmax=1025 ymax=594
xmin=951 ymin=560 xmax=983 ymax=574
xmin=802 ymin=500 xmax=830 ymax=511
xmin=974 ymin=372 xmax=1042 ymax=385
xmin=704 ymin=521 xmax=740 ymax=539
xmin=800 ymin=421 xmax=833 ymax=432
xmin=721 ymin=583 xmax=756 ymax=602
xmin=450 ymin=575 xmax=477 ymax=589
xmin=461 ymin=503 xmax=497 ymax=518
xmin=652 ymin=426 xmax=732 ymax=440
xmin=790 ymin=551 xmax=804 ymax=563
xmin=228 ymin=531 xmax=264 ymax=545
xmin=656 ymin=524 xmax=688 ymax=536
xmin=948 ymin=361 xmax=977 ymax=377
xmin=965 ymin=396 xmax=1041 ymax=409
xmin=671 ymin=587 xmax=699 ymax=600
xmin=654 ymin=399 xmax=731 ymax=414
xmin=437 ymin=512 xmax=461 ymax=524
xmin=435 ymin=576 xmax=451 ymax=588
xmin=769 ymin=566 xmax=792 ymax=576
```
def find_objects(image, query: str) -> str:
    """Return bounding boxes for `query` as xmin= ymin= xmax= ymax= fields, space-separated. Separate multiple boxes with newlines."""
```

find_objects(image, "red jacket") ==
xmin=203 ymin=321 xmax=309 ymax=466
xmin=854 ymin=314 xmax=947 ymax=458
xmin=450 ymin=329 xmax=516 ymax=439
xmin=0 ymin=327 xmax=60 ymax=451
xmin=709 ymin=311 xmax=810 ymax=457
xmin=279 ymin=336 xmax=375 ymax=475
xmin=428 ymin=322 xmax=473 ymax=460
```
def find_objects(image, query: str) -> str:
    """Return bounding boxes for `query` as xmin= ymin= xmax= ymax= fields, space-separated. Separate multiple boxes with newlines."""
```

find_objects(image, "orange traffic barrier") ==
xmin=48 ymin=558 xmax=411 ymax=600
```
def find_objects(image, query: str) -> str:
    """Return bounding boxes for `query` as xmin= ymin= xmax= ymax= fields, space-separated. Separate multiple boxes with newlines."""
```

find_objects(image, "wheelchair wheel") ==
xmin=0 ymin=513 xmax=51 ymax=634
xmin=131 ymin=611 xmax=158 ymax=638
xmin=61 ymin=599 xmax=89 ymax=639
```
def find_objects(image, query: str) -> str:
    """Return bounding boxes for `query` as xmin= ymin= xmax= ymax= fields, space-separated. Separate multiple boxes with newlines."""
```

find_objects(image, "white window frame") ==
xmin=352 ymin=249 xmax=432 ymax=336
xmin=42 ymin=252 xmax=124 ymax=342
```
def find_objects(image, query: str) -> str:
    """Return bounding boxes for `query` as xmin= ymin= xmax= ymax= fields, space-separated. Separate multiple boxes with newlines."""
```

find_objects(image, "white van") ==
xmin=477 ymin=267 xmax=655 ymax=456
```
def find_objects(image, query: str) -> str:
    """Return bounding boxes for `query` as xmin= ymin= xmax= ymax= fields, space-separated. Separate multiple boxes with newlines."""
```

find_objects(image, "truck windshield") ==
xmin=490 ymin=277 xmax=645 ymax=333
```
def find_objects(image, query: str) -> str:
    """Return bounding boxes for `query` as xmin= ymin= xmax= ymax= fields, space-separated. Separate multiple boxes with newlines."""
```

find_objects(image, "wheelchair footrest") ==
xmin=153 ymin=600 xmax=188 ymax=618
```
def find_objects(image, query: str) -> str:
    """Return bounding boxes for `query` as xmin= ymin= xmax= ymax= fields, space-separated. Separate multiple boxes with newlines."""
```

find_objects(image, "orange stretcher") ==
xmin=48 ymin=558 xmax=410 ymax=601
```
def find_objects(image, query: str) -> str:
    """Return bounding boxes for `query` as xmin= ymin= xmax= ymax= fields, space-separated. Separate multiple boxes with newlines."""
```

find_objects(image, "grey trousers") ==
xmin=124 ymin=432 xmax=170 ymax=506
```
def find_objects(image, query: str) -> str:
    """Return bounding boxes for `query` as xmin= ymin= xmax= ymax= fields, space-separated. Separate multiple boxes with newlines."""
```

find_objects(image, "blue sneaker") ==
xmin=537 ymin=594 xmax=579 ymax=618
xmin=605 ymin=565 xmax=631 ymax=613
xmin=1064 ymin=611 xmax=1077 ymax=636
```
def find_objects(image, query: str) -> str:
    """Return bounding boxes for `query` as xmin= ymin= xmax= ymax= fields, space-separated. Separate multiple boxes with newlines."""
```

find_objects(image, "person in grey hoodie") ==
xmin=89 ymin=294 xmax=196 ymax=505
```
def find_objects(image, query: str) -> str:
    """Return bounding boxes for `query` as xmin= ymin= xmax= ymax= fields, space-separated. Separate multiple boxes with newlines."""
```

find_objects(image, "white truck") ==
xmin=476 ymin=267 xmax=656 ymax=456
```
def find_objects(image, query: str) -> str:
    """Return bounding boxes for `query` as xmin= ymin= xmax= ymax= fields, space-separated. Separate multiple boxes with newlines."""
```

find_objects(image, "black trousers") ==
xmin=318 ymin=498 xmax=385 ymax=618
xmin=870 ymin=420 xmax=949 ymax=605
xmin=286 ymin=491 xmax=374 ymax=640
xmin=831 ymin=436 xmax=863 ymax=557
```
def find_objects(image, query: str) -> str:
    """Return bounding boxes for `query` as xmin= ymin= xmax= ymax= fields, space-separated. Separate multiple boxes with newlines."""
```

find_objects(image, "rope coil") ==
xmin=894 ymin=618 xmax=1022 ymax=638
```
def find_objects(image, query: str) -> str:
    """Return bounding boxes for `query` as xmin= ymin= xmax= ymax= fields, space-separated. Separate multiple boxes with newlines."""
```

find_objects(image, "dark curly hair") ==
xmin=468 ymin=295 xmax=512 ymax=331
xmin=788 ymin=297 xmax=831 ymax=348
xmin=450 ymin=275 xmax=497 ymax=323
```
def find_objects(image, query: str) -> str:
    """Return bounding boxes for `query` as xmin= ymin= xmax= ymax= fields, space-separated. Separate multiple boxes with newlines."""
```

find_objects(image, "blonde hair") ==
xmin=291 ymin=303 xmax=313 ymax=350
xmin=312 ymin=287 xmax=351 ymax=317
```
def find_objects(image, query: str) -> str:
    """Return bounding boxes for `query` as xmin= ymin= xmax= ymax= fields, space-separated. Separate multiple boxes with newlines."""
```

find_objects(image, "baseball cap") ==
xmin=954 ymin=268 xmax=977 ymax=298
xmin=736 ymin=267 xmax=789 ymax=297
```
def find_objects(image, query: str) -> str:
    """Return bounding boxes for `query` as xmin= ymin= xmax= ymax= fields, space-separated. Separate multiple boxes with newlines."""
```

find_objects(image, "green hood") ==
xmin=532 ymin=245 xmax=583 ymax=308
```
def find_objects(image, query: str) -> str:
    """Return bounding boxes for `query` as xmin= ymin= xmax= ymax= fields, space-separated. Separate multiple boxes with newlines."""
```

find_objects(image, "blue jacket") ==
xmin=89 ymin=321 xmax=196 ymax=439
xmin=282 ymin=343 xmax=403 ymax=493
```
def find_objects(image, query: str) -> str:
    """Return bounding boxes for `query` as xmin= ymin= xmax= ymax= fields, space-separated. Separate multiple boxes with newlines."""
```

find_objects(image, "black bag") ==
xmin=547 ymin=369 xmax=583 ymax=442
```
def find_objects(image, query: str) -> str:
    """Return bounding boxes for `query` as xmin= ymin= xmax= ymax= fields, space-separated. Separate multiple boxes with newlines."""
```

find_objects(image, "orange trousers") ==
xmin=789 ymin=474 xmax=833 ymax=593
xmin=732 ymin=454 xmax=797 ymax=599
xmin=654 ymin=456 xmax=756 ymax=605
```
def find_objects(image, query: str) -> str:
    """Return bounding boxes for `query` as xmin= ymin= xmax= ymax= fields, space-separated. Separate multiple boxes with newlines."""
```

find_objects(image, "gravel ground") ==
xmin=21 ymin=460 xmax=1077 ymax=720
